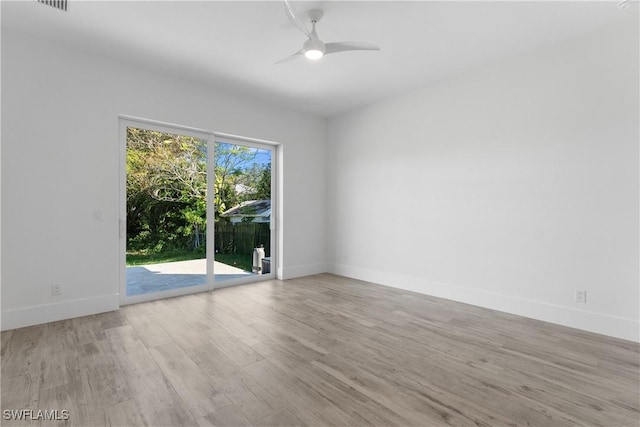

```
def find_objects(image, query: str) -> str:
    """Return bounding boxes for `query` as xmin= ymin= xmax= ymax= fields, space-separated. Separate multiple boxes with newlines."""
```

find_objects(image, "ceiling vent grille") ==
xmin=37 ymin=0 xmax=68 ymax=11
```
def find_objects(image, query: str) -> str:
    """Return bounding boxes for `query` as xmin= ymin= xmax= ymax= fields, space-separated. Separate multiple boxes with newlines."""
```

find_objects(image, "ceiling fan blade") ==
xmin=284 ymin=0 xmax=310 ymax=37
xmin=325 ymin=42 xmax=380 ymax=55
xmin=275 ymin=49 xmax=304 ymax=65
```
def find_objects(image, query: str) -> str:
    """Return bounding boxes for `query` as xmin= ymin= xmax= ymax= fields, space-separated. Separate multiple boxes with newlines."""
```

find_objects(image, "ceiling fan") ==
xmin=277 ymin=0 xmax=380 ymax=63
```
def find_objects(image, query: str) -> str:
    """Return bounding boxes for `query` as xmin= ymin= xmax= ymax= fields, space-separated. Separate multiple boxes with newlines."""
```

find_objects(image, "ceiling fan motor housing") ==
xmin=304 ymin=37 xmax=326 ymax=56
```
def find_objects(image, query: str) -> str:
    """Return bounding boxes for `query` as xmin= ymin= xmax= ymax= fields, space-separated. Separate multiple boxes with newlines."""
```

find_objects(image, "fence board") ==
xmin=214 ymin=222 xmax=270 ymax=256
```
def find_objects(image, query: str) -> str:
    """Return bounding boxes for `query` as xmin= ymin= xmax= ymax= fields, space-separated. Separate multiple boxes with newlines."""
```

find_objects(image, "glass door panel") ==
xmin=125 ymin=126 xmax=208 ymax=299
xmin=214 ymin=139 xmax=275 ymax=285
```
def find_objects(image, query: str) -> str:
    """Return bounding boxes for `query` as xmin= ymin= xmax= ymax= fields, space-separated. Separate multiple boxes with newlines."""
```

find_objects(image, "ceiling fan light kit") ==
xmin=305 ymin=49 xmax=324 ymax=60
xmin=303 ymin=38 xmax=325 ymax=60
xmin=279 ymin=1 xmax=380 ymax=64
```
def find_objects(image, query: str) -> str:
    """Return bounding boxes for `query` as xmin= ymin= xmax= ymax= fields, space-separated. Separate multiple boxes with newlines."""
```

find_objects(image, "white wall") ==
xmin=328 ymin=18 xmax=639 ymax=342
xmin=1 ymin=28 xmax=327 ymax=330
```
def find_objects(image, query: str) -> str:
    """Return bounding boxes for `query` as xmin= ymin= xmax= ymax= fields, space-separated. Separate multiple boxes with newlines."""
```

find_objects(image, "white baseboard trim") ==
xmin=1 ymin=294 xmax=119 ymax=331
xmin=282 ymin=263 xmax=327 ymax=280
xmin=328 ymin=263 xmax=639 ymax=343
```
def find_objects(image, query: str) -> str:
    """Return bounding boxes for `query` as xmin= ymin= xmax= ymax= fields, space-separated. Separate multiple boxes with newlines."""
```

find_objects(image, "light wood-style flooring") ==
xmin=2 ymin=274 xmax=639 ymax=426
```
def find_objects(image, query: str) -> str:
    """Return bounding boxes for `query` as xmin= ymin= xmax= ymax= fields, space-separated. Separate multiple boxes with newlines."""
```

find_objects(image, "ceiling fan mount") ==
xmin=306 ymin=9 xmax=324 ymax=24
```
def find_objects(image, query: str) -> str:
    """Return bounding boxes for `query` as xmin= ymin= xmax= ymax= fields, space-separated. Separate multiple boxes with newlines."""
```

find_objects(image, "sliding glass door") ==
xmin=119 ymin=119 xmax=277 ymax=304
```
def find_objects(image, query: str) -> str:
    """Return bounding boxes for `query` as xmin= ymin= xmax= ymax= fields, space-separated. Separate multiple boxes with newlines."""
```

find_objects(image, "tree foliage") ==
xmin=126 ymin=128 xmax=207 ymax=252
xmin=214 ymin=143 xmax=271 ymax=220
xmin=126 ymin=128 xmax=271 ymax=256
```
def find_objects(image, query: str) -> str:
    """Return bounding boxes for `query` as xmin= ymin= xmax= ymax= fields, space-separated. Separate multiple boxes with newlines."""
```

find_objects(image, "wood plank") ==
xmin=125 ymin=313 xmax=174 ymax=348
xmin=149 ymin=342 xmax=232 ymax=418
xmin=104 ymin=399 xmax=146 ymax=427
xmin=1 ymin=324 xmax=47 ymax=380
xmin=186 ymin=343 xmax=282 ymax=425
xmin=0 ymin=374 xmax=40 ymax=414
xmin=37 ymin=380 xmax=93 ymax=427
xmin=243 ymin=358 xmax=365 ymax=426
xmin=197 ymin=405 xmax=253 ymax=427
xmin=126 ymin=369 xmax=196 ymax=426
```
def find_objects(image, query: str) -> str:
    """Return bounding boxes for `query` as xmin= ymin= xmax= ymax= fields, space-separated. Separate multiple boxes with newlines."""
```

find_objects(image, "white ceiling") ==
xmin=2 ymin=1 xmax=632 ymax=117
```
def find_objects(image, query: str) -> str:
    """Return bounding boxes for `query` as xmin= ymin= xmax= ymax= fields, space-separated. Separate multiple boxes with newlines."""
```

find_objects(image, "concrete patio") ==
xmin=126 ymin=258 xmax=252 ymax=296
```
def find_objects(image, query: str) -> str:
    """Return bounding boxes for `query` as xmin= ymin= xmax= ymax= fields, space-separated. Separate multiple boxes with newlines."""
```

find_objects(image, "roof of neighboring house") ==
xmin=221 ymin=200 xmax=271 ymax=218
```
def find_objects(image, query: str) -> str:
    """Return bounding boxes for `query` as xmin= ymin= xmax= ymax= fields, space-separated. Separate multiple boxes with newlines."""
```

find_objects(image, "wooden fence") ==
xmin=214 ymin=222 xmax=270 ymax=256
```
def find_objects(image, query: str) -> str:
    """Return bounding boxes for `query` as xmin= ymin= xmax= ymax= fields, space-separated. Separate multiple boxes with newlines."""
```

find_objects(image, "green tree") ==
xmin=214 ymin=142 xmax=257 ymax=220
xmin=126 ymin=128 xmax=207 ymax=252
xmin=242 ymin=162 xmax=271 ymax=201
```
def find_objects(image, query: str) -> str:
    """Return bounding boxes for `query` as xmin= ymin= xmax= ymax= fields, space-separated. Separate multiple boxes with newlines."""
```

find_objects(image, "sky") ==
xmin=216 ymin=141 xmax=272 ymax=169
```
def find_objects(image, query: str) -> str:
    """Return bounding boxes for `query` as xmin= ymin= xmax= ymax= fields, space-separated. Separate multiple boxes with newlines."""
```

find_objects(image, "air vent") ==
xmin=37 ymin=0 xmax=68 ymax=11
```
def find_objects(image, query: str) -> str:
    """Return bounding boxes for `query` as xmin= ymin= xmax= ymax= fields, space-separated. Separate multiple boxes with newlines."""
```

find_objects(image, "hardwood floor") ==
xmin=1 ymin=274 xmax=639 ymax=426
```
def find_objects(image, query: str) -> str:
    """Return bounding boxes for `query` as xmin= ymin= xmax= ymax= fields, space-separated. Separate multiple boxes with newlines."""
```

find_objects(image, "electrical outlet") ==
xmin=575 ymin=289 xmax=587 ymax=303
xmin=51 ymin=284 xmax=62 ymax=296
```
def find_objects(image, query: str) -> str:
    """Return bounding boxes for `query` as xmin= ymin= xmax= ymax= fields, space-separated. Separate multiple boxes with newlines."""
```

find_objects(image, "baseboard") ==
xmin=1 ymin=294 xmax=119 ymax=331
xmin=282 ymin=263 xmax=327 ymax=280
xmin=328 ymin=263 xmax=639 ymax=343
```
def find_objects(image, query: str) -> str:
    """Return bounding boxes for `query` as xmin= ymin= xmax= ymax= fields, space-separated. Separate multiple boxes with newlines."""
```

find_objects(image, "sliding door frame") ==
xmin=118 ymin=116 xmax=214 ymax=305
xmin=212 ymin=132 xmax=278 ymax=289
xmin=118 ymin=116 xmax=281 ymax=305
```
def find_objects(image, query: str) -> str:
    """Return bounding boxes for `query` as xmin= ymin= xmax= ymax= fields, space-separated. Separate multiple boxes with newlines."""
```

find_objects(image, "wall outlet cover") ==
xmin=575 ymin=290 xmax=587 ymax=303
